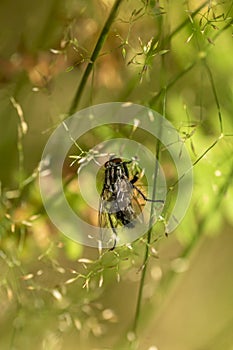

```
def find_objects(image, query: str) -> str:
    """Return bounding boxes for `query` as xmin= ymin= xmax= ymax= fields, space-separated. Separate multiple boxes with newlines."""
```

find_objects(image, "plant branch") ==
xmin=68 ymin=0 xmax=123 ymax=114
xmin=132 ymin=123 xmax=163 ymax=333
xmin=203 ymin=60 xmax=223 ymax=134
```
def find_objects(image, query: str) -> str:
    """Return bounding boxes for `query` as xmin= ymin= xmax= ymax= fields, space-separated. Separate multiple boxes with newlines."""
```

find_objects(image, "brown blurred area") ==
xmin=0 ymin=1 xmax=233 ymax=349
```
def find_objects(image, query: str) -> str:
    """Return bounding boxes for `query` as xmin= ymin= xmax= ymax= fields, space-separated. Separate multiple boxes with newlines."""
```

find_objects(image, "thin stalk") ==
xmin=167 ymin=0 xmax=209 ymax=42
xmin=119 ymin=1 xmax=209 ymax=104
xmin=68 ymin=0 xmax=123 ymax=114
xmin=149 ymin=61 xmax=196 ymax=106
xmin=133 ymin=127 xmax=163 ymax=333
xmin=133 ymin=36 xmax=168 ymax=335
xmin=133 ymin=82 xmax=167 ymax=334
xmin=203 ymin=60 xmax=223 ymax=134
xmin=211 ymin=18 xmax=233 ymax=42
xmin=171 ymin=135 xmax=222 ymax=189
xmin=130 ymin=160 xmax=233 ymax=350
xmin=192 ymin=137 xmax=220 ymax=167
xmin=133 ymin=26 xmax=168 ymax=330
xmin=149 ymin=0 xmax=230 ymax=108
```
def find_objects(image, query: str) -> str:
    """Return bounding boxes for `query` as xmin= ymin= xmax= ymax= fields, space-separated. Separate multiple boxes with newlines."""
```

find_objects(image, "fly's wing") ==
xmin=112 ymin=178 xmax=144 ymax=226
xmin=115 ymin=177 xmax=134 ymax=210
xmin=98 ymin=188 xmax=112 ymax=228
xmin=98 ymin=188 xmax=122 ymax=229
xmin=98 ymin=180 xmax=145 ymax=249
xmin=98 ymin=188 xmax=118 ymax=249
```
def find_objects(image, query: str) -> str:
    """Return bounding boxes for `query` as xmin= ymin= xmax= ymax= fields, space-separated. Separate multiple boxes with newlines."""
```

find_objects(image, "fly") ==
xmin=98 ymin=157 xmax=163 ymax=250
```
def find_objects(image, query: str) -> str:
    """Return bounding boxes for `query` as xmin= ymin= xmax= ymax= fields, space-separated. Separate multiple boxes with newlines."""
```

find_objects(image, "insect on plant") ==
xmin=98 ymin=157 xmax=164 ymax=250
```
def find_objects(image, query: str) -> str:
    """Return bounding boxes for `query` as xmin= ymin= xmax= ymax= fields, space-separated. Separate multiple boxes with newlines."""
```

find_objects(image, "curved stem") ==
xmin=133 ymin=82 xmax=166 ymax=332
xmin=68 ymin=0 xmax=123 ymax=114
xmin=132 ymin=132 xmax=162 ymax=333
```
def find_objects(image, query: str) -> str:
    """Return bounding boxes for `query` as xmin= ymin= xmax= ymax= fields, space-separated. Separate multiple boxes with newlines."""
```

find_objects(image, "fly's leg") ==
xmin=130 ymin=168 xmax=164 ymax=203
xmin=130 ymin=174 xmax=140 ymax=184
xmin=132 ymin=184 xmax=164 ymax=203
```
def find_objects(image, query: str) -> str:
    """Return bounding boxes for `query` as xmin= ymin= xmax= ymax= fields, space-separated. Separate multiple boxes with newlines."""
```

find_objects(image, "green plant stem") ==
xmin=171 ymin=134 xmax=222 ymax=189
xmin=133 ymin=27 xmax=167 ymax=332
xmin=203 ymin=60 xmax=223 ymax=134
xmin=149 ymin=0 xmax=231 ymax=108
xmin=149 ymin=61 xmax=197 ymax=107
xmin=211 ymin=17 xmax=233 ymax=42
xmin=119 ymin=1 xmax=209 ymax=104
xmin=68 ymin=0 xmax=123 ymax=114
xmin=133 ymin=108 xmax=164 ymax=333
xmin=167 ymin=0 xmax=209 ymax=42
xmin=130 ymin=160 xmax=233 ymax=350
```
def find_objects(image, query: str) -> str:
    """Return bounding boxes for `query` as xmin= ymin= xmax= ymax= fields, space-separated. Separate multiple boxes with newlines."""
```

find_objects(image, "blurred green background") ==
xmin=0 ymin=1 xmax=233 ymax=349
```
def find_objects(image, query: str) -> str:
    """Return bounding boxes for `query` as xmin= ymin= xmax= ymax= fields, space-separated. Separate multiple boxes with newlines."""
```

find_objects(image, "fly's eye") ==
xmin=112 ymin=158 xmax=122 ymax=164
xmin=105 ymin=158 xmax=122 ymax=168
